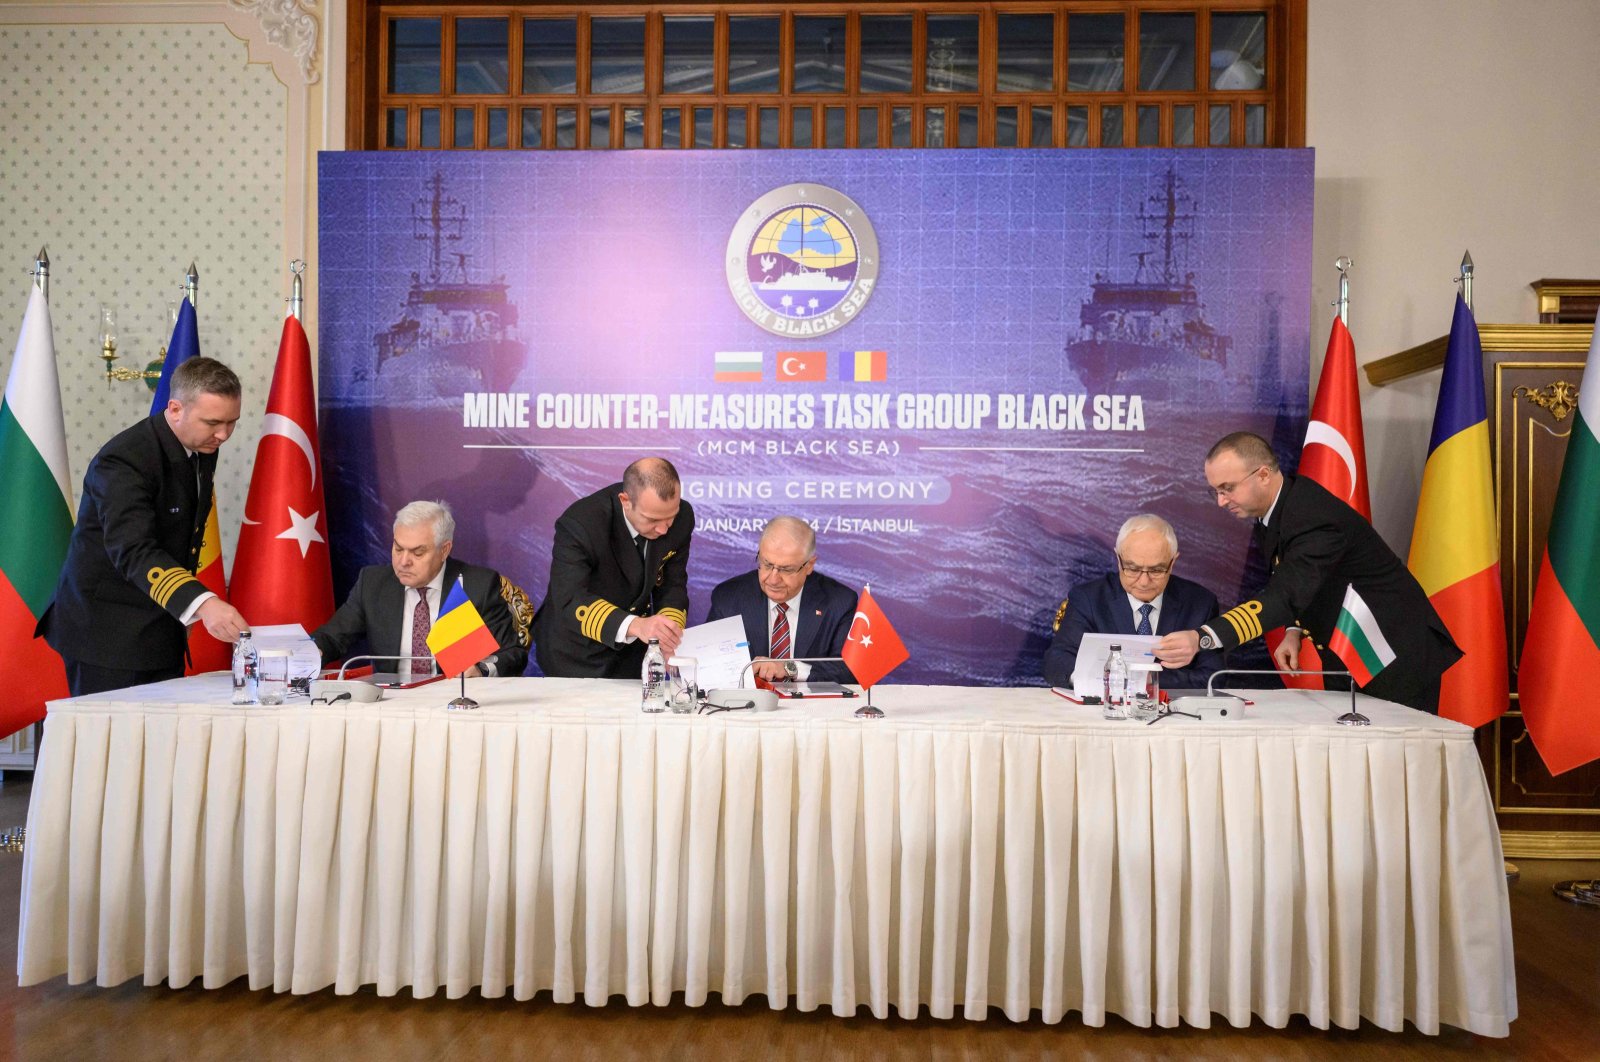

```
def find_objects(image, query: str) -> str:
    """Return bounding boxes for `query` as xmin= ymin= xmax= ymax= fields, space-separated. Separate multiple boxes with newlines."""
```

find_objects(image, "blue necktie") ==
xmin=1136 ymin=603 xmax=1153 ymax=636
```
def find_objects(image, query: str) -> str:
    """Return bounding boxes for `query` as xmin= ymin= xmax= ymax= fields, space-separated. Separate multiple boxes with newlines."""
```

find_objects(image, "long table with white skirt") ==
xmin=17 ymin=677 xmax=1516 ymax=1036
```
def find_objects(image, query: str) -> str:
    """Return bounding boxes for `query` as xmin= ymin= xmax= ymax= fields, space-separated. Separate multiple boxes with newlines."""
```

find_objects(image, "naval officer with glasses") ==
xmin=1042 ymin=513 xmax=1224 ymax=690
xmin=707 ymin=515 xmax=858 ymax=685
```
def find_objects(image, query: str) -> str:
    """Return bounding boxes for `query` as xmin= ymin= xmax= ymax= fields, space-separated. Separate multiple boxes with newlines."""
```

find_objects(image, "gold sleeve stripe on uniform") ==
xmin=146 ymin=566 xmax=198 ymax=608
xmin=575 ymin=599 xmax=619 ymax=643
xmin=1053 ymin=598 xmax=1069 ymax=632
xmin=658 ymin=607 xmax=687 ymax=628
xmin=1220 ymin=600 xmax=1264 ymax=643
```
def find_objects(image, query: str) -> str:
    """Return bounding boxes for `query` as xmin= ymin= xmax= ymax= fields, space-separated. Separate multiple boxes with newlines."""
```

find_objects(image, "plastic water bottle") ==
xmin=231 ymin=631 xmax=258 ymax=705
xmin=1102 ymin=643 xmax=1129 ymax=720
xmin=641 ymin=639 xmax=668 ymax=713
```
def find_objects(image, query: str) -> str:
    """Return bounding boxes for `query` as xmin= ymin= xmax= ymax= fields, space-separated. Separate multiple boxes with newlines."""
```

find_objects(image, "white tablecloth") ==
xmin=17 ymin=678 xmax=1516 ymax=1036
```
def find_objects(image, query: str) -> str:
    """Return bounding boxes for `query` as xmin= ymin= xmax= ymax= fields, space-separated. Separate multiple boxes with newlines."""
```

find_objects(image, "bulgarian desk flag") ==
xmin=1328 ymin=585 xmax=1395 ymax=687
xmin=841 ymin=585 xmax=909 ymax=688
xmin=152 ymin=298 xmax=232 ymax=673
xmin=1519 ymin=314 xmax=1600 ymax=775
xmin=426 ymin=577 xmax=501 ymax=678
xmin=229 ymin=314 xmax=334 ymax=629
xmin=0 ymin=285 xmax=72 ymax=736
xmin=1275 ymin=315 xmax=1372 ymax=690
xmin=1408 ymin=295 xmax=1509 ymax=727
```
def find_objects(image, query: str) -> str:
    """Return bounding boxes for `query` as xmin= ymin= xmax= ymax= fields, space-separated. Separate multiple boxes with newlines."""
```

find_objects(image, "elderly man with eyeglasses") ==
xmin=1041 ymin=513 xmax=1224 ymax=690
xmin=707 ymin=515 xmax=858 ymax=685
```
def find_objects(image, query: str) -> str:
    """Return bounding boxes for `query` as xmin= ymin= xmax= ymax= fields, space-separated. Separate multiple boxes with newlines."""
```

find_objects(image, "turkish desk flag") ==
xmin=229 ymin=314 xmax=334 ymax=630
xmin=841 ymin=586 xmax=909 ymax=689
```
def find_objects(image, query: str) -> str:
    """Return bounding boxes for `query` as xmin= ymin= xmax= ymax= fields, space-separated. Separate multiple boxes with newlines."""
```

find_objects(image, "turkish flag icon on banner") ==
xmin=229 ymin=314 xmax=335 ymax=630
xmin=776 ymin=351 xmax=828 ymax=382
xmin=841 ymin=585 xmax=910 ymax=689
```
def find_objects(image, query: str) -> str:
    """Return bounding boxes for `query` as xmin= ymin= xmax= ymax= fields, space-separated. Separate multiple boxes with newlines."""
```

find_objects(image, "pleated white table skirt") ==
xmin=17 ymin=677 xmax=1516 ymax=1036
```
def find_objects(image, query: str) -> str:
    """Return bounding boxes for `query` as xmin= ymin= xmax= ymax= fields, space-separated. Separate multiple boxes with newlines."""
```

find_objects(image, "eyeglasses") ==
xmin=758 ymin=557 xmax=812 ymax=577
xmin=1117 ymin=557 xmax=1173 ymax=579
xmin=1206 ymin=466 xmax=1267 ymax=501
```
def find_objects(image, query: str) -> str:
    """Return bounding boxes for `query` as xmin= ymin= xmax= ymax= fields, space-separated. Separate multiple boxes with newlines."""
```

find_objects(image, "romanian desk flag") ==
xmin=229 ymin=314 xmax=334 ymax=629
xmin=0 ymin=285 xmax=72 ymax=736
xmin=841 ymin=585 xmax=909 ymax=689
xmin=714 ymin=351 xmax=762 ymax=383
xmin=1273 ymin=315 xmax=1372 ymax=690
xmin=1327 ymin=585 xmax=1395 ymax=686
xmin=426 ymin=577 xmax=501 ymax=678
xmin=776 ymin=351 xmax=828 ymax=382
xmin=152 ymin=297 xmax=232 ymax=672
xmin=849 ymin=350 xmax=887 ymax=382
xmin=1519 ymin=313 xmax=1600 ymax=775
xmin=1407 ymin=295 xmax=1509 ymax=727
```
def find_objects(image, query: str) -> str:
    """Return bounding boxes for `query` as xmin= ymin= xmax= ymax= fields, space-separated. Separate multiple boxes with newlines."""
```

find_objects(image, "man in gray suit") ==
xmin=313 ymin=500 xmax=526 ymax=677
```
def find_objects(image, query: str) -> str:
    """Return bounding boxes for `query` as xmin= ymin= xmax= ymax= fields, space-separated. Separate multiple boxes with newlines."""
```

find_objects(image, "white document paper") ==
xmin=248 ymin=623 xmax=323 ymax=684
xmin=1072 ymin=632 xmax=1162 ymax=698
xmin=677 ymin=615 xmax=754 ymax=690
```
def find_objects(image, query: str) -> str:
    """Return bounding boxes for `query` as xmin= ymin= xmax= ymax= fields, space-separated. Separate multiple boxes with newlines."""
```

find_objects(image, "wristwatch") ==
xmin=783 ymin=660 xmax=798 ymax=679
xmin=1197 ymin=632 xmax=1218 ymax=651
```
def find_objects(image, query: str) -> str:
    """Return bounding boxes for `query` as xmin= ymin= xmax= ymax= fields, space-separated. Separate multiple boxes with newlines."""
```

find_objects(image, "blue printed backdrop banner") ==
xmin=318 ymin=149 xmax=1314 ymax=683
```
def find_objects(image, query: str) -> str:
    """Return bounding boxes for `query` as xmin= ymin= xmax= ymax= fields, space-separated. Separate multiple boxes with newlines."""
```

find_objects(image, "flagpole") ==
xmin=288 ymin=259 xmax=304 ymax=321
xmin=1334 ymin=255 xmax=1351 ymax=328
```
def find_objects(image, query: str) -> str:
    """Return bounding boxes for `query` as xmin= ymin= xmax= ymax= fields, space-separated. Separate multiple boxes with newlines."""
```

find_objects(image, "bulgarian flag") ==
xmin=1519 ymin=314 xmax=1600 ymax=775
xmin=0 ymin=285 xmax=72 ymax=736
xmin=1327 ymin=585 xmax=1396 ymax=687
xmin=425 ymin=577 xmax=501 ymax=678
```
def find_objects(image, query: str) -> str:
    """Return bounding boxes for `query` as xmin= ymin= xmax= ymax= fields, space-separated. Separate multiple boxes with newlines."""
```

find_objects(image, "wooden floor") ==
xmin=1 ymin=772 xmax=1594 ymax=1062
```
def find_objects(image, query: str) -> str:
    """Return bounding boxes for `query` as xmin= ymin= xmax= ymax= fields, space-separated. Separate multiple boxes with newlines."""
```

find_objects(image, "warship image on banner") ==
xmin=1066 ymin=168 xmax=1235 ymax=400
xmin=362 ymin=172 xmax=525 ymax=404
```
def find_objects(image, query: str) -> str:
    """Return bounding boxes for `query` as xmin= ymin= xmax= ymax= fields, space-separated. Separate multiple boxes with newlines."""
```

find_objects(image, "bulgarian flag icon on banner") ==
xmin=1327 ymin=585 xmax=1396 ymax=687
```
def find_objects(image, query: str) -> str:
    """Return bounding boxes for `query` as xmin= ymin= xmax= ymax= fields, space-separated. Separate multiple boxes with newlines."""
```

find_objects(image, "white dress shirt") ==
xmin=1125 ymin=590 xmax=1165 ymax=635
xmin=399 ymin=567 xmax=447 ymax=674
xmin=768 ymin=588 xmax=811 ymax=680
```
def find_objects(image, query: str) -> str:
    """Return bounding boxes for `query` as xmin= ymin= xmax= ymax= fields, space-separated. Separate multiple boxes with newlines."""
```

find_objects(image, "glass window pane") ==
xmin=1100 ymin=104 xmax=1124 ymax=147
xmin=957 ymin=106 xmax=978 ymax=147
xmin=925 ymin=16 xmax=979 ymax=93
xmin=663 ymin=17 xmax=714 ymax=95
xmin=389 ymin=18 xmax=441 ymax=94
xmin=454 ymin=107 xmax=475 ymax=148
xmin=693 ymin=106 xmax=714 ymax=147
xmin=1066 ymin=105 xmax=1088 ymax=147
xmin=523 ymin=19 xmax=576 ymax=94
xmin=420 ymin=107 xmax=440 ymax=148
xmin=454 ymin=18 xmax=508 ymax=94
xmin=1139 ymin=13 xmax=1196 ymax=92
xmin=794 ymin=16 xmax=846 ymax=93
xmin=591 ymin=17 xmax=644 ymax=94
xmin=1209 ymin=104 xmax=1231 ymax=146
xmin=1211 ymin=12 xmax=1267 ymax=90
xmin=997 ymin=14 xmax=1054 ymax=93
xmin=1245 ymin=104 xmax=1267 ymax=145
xmin=387 ymin=107 xmax=408 ymax=148
xmin=726 ymin=107 xmax=747 ymax=148
xmin=858 ymin=106 xmax=879 ymax=147
xmin=824 ymin=106 xmax=846 ymax=147
xmin=488 ymin=107 xmax=508 ymax=147
xmin=660 ymin=107 xmax=682 ymax=148
xmin=1068 ymin=14 xmax=1123 ymax=93
xmin=521 ymin=107 xmax=543 ymax=148
xmin=588 ymin=106 xmax=611 ymax=148
xmin=1031 ymin=105 xmax=1054 ymax=147
xmin=554 ymin=106 xmax=577 ymax=148
xmin=792 ymin=107 xmax=813 ymax=148
xmin=861 ymin=15 xmax=912 ymax=93
xmin=1173 ymin=105 xmax=1195 ymax=146
xmin=623 ymin=107 xmax=644 ymax=148
xmin=728 ymin=17 xmax=780 ymax=94
xmin=995 ymin=106 xmax=1018 ymax=147
xmin=1137 ymin=105 xmax=1160 ymax=146
xmin=758 ymin=106 xmax=780 ymax=148
xmin=924 ymin=107 xmax=946 ymax=147
xmin=891 ymin=106 xmax=913 ymax=147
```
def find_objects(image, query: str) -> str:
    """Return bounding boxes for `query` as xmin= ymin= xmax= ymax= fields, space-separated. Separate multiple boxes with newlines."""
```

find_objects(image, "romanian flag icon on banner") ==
xmin=849 ymin=350 xmax=887 ymax=382
xmin=425 ymin=577 xmax=501 ymax=678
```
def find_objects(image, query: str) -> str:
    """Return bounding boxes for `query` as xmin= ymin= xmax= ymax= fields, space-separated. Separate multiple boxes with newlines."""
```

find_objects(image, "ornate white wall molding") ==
xmin=230 ymin=0 xmax=320 ymax=84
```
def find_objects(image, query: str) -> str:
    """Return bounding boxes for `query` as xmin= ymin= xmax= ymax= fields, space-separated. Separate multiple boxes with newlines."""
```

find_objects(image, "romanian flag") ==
xmin=841 ymin=585 xmax=909 ymax=688
xmin=849 ymin=350 xmax=887 ymax=382
xmin=1407 ymin=295 xmax=1508 ymax=727
xmin=426 ymin=577 xmax=501 ymax=677
xmin=714 ymin=351 xmax=762 ymax=382
xmin=0 ymin=284 xmax=72 ymax=736
xmin=1519 ymin=313 xmax=1600 ymax=775
xmin=152 ymin=297 xmax=231 ymax=673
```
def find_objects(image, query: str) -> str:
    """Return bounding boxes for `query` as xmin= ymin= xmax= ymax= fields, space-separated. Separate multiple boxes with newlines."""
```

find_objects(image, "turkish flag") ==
xmin=776 ymin=351 xmax=828 ymax=382
xmin=229 ymin=314 xmax=335 ymax=630
xmin=841 ymin=586 xmax=909 ymax=689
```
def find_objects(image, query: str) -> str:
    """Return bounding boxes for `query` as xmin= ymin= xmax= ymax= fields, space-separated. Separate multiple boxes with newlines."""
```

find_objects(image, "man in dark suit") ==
xmin=39 ymin=357 xmax=252 ymax=696
xmin=1042 ymin=514 xmax=1223 ymax=690
xmin=313 ymin=500 xmax=526 ymax=677
xmin=533 ymin=457 xmax=694 ymax=678
xmin=707 ymin=516 xmax=858 ymax=685
xmin=1157 ymin=431 xmax=1462 ymax=713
